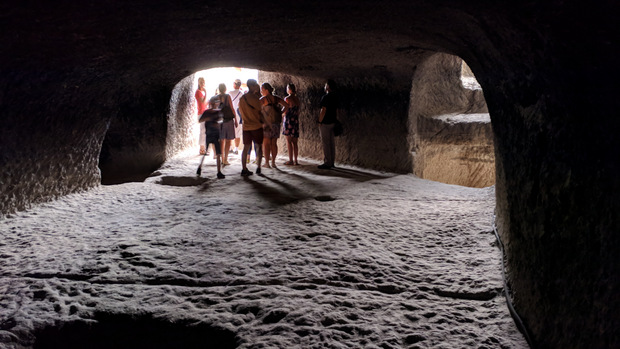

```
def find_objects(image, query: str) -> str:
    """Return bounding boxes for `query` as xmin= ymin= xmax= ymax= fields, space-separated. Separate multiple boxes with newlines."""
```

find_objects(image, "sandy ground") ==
xmin=0 ymin=150 xmax=528 ymax=348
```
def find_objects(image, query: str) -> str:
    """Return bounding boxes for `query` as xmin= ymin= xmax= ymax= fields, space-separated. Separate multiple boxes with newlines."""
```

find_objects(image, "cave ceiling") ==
xmin=2 ymin=0 xmax=495 ymax=86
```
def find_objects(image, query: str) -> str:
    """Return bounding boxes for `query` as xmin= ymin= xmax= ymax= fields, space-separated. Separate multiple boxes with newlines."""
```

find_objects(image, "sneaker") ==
xmin=317 ymin=164 xmax=332 ymax=169
xmin=233 ymin=149 xmax=239 ymax=155
xmin=256 ymin=167 xmax=261 ymax=175
xmin=241 ymin=169 xmax=253 ymax=176
xmin=217 ymin=172 xmax=225 ymax=179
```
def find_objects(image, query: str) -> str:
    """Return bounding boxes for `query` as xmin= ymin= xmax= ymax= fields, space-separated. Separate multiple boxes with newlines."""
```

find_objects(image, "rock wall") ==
xmin=0 ymin=68 xmax=110 ymax=214
xmin=165 ymin=75 xmax=200 ymax=159
xmin=2 ymin=1 xmax=619 ymax=347
xmin=411 ymin=53 xmax=494 ymax=188
xmin=98 ymin=81 xmax=171 ymax=185
xmin=468 ymin=6 xmax=620 ymax=348
xmin=259 ymin=71 xmax=413 ymax=173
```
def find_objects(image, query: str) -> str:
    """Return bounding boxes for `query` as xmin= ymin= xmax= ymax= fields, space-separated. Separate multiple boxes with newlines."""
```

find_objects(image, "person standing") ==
xmin=229 ymin=79 xmax=244 ymax=155
xmin=317 ymin=79 xmax=339 ymax=169
xmin=260 ymin=82 xmax=288 ymax=168
xmin=209 ymin=83 xmax=238 ymax=166
xmin=195 ymin=77 xmax=209 ymax=155
xmin=238 ymin=79 xmax=264 ymax=176
xmin=283 ymin=83 xmax=300 ymax=165
xmin=198 ymin=109 xmax=225 ymax=179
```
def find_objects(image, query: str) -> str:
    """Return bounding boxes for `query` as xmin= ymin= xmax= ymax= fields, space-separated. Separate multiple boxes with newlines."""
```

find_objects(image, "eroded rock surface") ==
xmin=2 ymin=1 xmax=619 ymax=348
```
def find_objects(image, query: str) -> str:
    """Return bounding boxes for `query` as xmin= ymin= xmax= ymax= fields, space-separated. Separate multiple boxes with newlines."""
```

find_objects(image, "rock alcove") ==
xmin=1 ymin=1 xmax=619 ymax=348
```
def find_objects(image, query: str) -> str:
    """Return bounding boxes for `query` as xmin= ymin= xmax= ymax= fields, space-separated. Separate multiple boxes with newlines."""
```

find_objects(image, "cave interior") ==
xmin=1 ymin=1 xmax=619 ymax=348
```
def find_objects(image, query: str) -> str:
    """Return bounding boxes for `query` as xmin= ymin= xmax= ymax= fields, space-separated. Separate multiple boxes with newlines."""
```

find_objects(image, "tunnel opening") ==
xmin=32 ymin=312 xmax=238 ymax=349
xmin=410 ymin=53 xmax=494 ymax=188
xmin=101 ymin=55 xmax=493 ymax=189
xmin=166 ymin=67 xmax=258 ymax=158
xmin=165 ymin=68 xmax=328 ymax=170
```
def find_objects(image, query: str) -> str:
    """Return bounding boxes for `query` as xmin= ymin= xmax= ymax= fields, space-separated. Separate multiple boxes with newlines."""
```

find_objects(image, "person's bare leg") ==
xmin=263 ymin=138 xmax=271 ymax=168
xmin=286 ymin=136 xmax=293 ymax=163
xmin=241 ymin=145 xmax=249 ymax=170
xmin=224 ymin=139 xmax=232 ymax=164
xmin=292 ymin=137 xmax=299 ymax=164
xmin=256 ymin=145 xmax=263 ymax=173
xmin=245 ymin=142 xmax=252 ymax=163
xmin=271 ymin=140 xmax=278 ymax=167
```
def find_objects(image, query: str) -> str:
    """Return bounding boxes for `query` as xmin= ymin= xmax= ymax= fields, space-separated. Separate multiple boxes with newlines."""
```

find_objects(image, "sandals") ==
xmin=284 ymin=161 xmax=294 ymax=165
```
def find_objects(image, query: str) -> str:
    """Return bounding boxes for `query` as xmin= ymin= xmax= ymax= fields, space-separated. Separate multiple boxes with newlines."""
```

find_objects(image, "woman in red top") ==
xmin=195 ymin=77 xmax=208 ymax=155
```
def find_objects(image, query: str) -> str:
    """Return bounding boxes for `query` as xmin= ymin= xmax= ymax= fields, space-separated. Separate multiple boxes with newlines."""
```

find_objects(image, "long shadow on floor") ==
xmin=240 ymin=174 xmax=310 ymax=206
xmin=236 ymin=163 xmax=396 ymax=206
xmin=291 ymin=164 xmax=396 ymax=182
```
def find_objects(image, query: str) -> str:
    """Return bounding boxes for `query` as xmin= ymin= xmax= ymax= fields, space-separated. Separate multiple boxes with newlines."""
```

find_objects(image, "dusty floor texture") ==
xmin=0 ymin=152 xmax=527 ymax=348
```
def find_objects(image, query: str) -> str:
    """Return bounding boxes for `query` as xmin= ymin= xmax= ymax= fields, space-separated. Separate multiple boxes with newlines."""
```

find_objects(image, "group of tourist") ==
xmin=196 ymin=77 xmax=338 ymax=178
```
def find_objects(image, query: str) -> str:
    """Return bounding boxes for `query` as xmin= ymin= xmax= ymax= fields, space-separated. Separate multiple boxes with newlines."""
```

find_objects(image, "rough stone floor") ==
xmin=0 ymin=151 xmax=528 ymax=349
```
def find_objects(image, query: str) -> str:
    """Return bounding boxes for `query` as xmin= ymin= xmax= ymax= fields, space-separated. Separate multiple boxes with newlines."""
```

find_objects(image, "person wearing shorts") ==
xmin=199 ymin=109 xmax=225 ymax=179
xmin=209 ymin=83 xmax=238 ymax=166
xmin=238 ymin=79 xmax=264 ymax=176
xmin=259 ymin=82 xmax=288 ymax=168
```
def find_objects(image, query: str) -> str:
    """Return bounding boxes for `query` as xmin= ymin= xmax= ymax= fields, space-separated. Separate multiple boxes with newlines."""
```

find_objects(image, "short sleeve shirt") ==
xmin=229 ymin=89 xmax=243 ymax=111
xmin=195 ymin=89 xmax=207 ymax=115
xmin=320 ymin=92 xmax=339 ymax=124
xmin=238 ymin=92 xmax=263 ymax=131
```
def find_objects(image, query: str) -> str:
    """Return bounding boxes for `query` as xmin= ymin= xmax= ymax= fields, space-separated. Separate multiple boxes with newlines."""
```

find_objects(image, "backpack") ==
xmin=268 ymin=97 xmax=282 ymax=124
xmin=219 ymin=95 xmax=236 ymax=122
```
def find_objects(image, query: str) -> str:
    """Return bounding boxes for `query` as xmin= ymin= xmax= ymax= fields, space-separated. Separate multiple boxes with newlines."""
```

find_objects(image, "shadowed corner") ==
xmin=32 ymin=312 xmax=238 ymax=349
